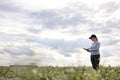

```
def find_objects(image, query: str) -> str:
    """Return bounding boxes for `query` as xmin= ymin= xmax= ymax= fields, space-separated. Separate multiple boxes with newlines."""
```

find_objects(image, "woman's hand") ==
xmin=83 ymin=48 xmax=90 ymax=52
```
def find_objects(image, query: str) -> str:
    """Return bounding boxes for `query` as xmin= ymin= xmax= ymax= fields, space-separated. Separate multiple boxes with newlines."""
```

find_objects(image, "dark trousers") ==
xmin=91 ymin=54 xmax=100 ymax=70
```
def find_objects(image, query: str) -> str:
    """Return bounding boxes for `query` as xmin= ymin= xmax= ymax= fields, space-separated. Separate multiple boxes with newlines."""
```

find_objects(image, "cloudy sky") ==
xmin=0 ymin=0 xmax=120 ymax=66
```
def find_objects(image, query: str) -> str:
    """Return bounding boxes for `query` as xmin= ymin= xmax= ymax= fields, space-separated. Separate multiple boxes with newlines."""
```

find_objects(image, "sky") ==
xmin=0 ymin=0 xmax=120 ymax=66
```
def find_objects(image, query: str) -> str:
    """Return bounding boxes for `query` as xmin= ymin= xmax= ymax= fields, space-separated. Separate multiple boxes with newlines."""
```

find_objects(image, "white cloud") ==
xmin=10 ymin=0 xmax=74 ymax=10
xmin=0 ymin=53 xmax=12 ymax=66
xmin=10 ymin=0 xmax=119 ymax=10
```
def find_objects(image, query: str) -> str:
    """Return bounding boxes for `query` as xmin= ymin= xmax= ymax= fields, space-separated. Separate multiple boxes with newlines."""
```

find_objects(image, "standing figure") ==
xmin=84 ymin=34 xmax=100 ymax=70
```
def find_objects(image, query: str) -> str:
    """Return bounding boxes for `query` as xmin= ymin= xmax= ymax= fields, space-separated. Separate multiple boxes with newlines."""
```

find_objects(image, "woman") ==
xmin=84 ymin=34 xmax=100 ymax=70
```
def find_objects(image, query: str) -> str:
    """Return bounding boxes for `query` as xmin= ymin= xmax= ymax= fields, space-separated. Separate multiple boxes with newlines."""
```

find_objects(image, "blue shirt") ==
xmin=90 ymin=41 xmax=100 ymax=55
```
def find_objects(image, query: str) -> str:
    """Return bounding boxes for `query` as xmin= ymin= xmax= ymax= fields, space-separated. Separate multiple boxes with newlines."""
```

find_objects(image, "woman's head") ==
xmin=89 ymin=34 xmax=98 ymax=42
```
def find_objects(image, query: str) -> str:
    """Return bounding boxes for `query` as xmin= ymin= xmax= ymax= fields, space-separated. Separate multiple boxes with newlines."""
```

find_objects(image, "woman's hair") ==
xmin=96 ymin=37 xmax=98 ymax=41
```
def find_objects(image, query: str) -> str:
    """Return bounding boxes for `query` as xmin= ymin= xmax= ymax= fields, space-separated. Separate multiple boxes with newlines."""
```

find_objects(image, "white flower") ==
xmin=32 ymin=69 xmax=37 ymax=74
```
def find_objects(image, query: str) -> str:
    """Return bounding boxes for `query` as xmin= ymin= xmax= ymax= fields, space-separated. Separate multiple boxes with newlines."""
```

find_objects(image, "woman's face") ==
xmin=91 ymin=37 xmax=96 ymax=42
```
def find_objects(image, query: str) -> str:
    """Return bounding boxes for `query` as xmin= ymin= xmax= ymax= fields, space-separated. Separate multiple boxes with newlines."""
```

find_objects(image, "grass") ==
xmin=0 ymin=65 xmax=120 ymax=80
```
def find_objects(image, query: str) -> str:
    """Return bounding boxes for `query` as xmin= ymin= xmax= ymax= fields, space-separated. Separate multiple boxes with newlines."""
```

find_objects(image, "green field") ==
xmin=0 ymin=65 xmax=120 ymax=80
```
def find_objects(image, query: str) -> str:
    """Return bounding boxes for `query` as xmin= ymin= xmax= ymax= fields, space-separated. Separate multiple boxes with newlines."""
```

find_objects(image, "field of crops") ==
xmin=0 ymin=65 xmax=120 ymax=80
